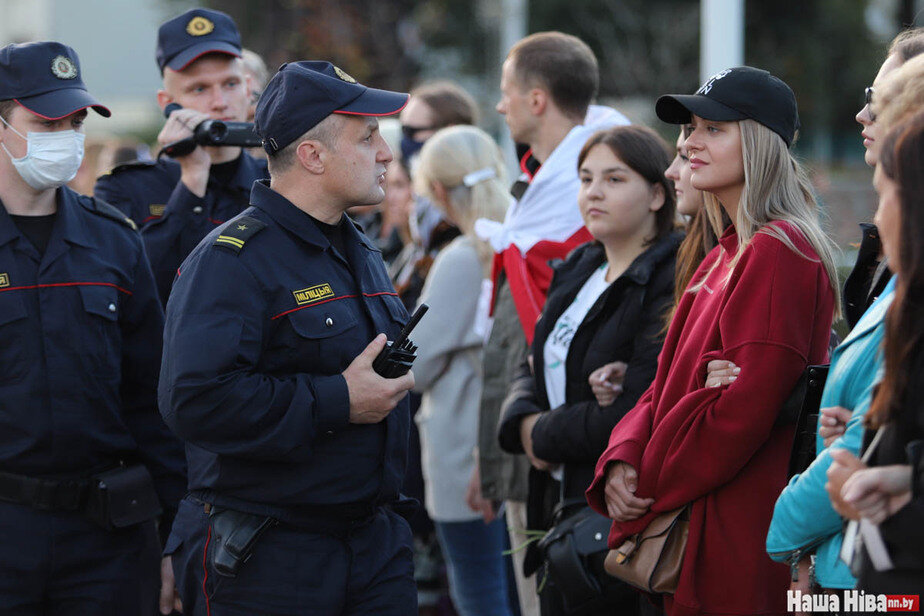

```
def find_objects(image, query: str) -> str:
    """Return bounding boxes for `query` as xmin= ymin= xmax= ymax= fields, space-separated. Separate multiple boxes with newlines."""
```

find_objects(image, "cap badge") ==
xmin=186 ymin=16 xmax=215 ymax=36
xmin=51 ymin=56 xmax=78 ymax=80
xmin=333 ymin=66 xmax=356 ymax=84
xmin=697 ymin=68 xmax=731 ymax=95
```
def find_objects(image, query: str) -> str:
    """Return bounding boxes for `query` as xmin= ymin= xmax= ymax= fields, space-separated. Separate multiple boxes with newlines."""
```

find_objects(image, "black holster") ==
xmin=84 ymin=464 xmax=162 ymax=529
xmin=208 ymin=508 xmax=277 ymax=578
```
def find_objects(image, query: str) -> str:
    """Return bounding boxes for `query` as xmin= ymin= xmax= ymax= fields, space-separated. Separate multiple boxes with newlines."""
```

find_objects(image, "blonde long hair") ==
xmin=875 ymin=54 xmax=924 ymax=133
xmin=414 ymin=125 xmax=510 ymax=272
xmin=693 ymin=120 xmax=841 ymax=315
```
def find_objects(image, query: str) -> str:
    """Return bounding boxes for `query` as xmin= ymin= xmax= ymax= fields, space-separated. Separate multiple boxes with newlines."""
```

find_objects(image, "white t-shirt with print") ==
xmin=543 ymin=263 xmax=610 ymax=411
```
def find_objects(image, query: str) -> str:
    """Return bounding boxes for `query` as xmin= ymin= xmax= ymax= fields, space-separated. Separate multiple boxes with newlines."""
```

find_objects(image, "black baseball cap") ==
xmin=156 ymin=8 xmax=242 ymax=73
xmin=255 ymin=61 xmax=409 ymax=154
xmin=0 ymin=42 xmax=110 ymax=119
xmin=656 ymin=66 xmax=800 ymax=147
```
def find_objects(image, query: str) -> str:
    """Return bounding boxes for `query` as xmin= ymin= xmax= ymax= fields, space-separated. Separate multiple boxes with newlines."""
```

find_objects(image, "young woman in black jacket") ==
xmin=498 ymin=125 xmax=681 ymax=616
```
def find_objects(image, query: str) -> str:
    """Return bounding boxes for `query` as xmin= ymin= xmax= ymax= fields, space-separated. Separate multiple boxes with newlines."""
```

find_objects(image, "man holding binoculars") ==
xmin=94 ymin=8 xmax=268 ymax=304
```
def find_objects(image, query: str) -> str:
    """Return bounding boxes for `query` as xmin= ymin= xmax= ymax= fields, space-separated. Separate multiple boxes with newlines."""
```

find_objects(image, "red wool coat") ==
xmin=587 ymin=223 xmax=835 ymax=616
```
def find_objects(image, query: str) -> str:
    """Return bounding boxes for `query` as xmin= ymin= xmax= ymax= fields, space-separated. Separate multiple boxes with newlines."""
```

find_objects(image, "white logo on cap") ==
xmin=51 ymin=56 xmax=78 ymax=80
xmin=697 ymin=69 xmax=732 ymax=95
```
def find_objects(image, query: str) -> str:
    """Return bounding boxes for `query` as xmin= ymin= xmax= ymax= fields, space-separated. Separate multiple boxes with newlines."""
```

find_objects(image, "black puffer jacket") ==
xmin=498 ymin=231 xmax=681 ymax=511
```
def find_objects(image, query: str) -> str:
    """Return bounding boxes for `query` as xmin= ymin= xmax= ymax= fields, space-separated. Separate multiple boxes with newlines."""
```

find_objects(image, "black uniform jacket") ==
xmin=159 ymin=180 xmax=411 ymax=524
xmin=0 ymin=187 xmax=185 ymax=523
xmin=94 ymin=152 xmax=268 ymax=304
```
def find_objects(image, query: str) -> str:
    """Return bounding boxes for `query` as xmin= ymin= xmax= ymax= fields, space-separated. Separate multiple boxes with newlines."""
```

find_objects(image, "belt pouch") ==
xmin=208 ymin=508 xmax=277 ymax=578
xmin=85 ymin=465 xmax=162 ymax=529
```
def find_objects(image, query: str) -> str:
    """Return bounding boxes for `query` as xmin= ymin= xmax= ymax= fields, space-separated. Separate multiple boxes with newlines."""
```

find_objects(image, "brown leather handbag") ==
xmin=603 ymin=506 xmax=690 ymax=593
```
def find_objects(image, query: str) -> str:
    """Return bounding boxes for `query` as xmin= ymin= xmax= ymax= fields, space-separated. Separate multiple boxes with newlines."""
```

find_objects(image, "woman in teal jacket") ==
xmin=765 ymin=277 xmax=894 ymax=588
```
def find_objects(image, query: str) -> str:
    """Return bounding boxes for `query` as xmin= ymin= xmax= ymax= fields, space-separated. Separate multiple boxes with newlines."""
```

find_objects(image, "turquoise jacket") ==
xmin=766 ymin=278 xmax=894 ymax=589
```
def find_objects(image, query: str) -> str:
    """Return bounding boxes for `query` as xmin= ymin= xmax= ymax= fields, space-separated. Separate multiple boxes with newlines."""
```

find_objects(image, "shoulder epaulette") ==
xmin=214 ymin=216 xmax=266 ymax=254
xmin=107 ymin=159 xmax=158 ymax=175
xmin=89 ymin=198 xmax=137 ymax=230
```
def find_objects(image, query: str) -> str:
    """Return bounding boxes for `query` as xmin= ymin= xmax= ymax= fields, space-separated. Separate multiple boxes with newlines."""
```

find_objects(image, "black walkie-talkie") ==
xmin=372 ymin=304 xmax=428 ymax=378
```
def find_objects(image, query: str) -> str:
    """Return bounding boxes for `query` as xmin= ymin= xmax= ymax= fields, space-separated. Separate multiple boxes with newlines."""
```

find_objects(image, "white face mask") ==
xmin=1 ymin=116 xmax=85 ymax=191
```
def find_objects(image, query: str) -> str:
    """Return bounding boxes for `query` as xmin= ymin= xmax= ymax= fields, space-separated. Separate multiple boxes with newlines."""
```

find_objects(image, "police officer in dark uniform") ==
xmin=160 ymin=61 xmax=417 ymax=615
xmin=0 ymin=42 xmax=185 ymax=615
xmin=94 ymin=8 xmax=268 ymax=304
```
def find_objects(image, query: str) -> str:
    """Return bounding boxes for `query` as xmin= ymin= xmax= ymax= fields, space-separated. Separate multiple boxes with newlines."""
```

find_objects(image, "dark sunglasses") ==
xmin=864 ymin=87 xmax=876 ymax=121
xmin=401 ymin=124 xmax=436 ymax=140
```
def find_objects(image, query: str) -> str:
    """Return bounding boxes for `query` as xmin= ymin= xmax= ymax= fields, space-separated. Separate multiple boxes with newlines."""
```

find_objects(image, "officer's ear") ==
xmin=156 ymin=90 xmax=173 ymax=113
xmin=295 ymin=139 xmax=326 ymax=175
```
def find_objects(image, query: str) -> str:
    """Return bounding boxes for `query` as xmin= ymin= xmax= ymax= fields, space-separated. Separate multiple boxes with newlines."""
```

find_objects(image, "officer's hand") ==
xmin=158 ymin=108 xmax=211 ymax=197
xmin=344 ymin=334 xmax=415 ymax=424
xmin=159 ymin=555 xmax=183 ymax=614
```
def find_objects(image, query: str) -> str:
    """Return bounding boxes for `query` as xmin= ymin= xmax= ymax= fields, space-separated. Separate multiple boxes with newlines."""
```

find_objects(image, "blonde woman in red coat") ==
xmin=586 ymin=67 xmax=839 ymax=616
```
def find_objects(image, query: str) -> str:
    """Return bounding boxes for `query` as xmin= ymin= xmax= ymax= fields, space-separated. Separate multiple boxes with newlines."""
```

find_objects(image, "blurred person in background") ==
xmin=94 ymin=8 xmax=268 ymax=305
xmin=476 ymin=31 xmax=629 ymax=616
xmin=827 ymin=111 xmax=924 ymax=592
xmin=380 ymin=159 xmax=417 ymax=266
xmin=388 ymin=79 xmax=480 ymax=615
xmin=241 ymin=48 xmax=268 ymax=123
xmin=412 ymin=125 xmax=513 ymax=616
xmin=498 ymin=125 xmax=680 ymax=616
xmin=398 ymin=80 xmax=479 ymax=256
xmin=400 ymin=81 xmax=480 ymax=165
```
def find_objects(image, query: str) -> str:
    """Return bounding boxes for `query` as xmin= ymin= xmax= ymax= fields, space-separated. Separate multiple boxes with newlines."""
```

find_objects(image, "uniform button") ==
xmin=107 ymin=303 xmax=117 ymax=313
xmin=326 ymin=430 xmax=334 ymax=436
xmin=192 ymin=206 xmax=203 ymax=214
xmin=325 ymin=317 xmax=333 ymax=327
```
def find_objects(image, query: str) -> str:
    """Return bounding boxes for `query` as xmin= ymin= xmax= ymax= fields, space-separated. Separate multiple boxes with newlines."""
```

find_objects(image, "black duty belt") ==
xmin=0 ymin=471 xmax=90 ymax=512
xmin=191 ymin=491 xmax=382 ymax=532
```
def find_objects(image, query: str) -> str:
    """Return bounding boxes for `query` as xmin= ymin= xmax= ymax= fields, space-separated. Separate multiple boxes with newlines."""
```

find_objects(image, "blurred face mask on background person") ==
xmin=399 ymin=98 xmax=438 ymax=163
xmin=0 ymin=116 xmax=85 ymax=190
